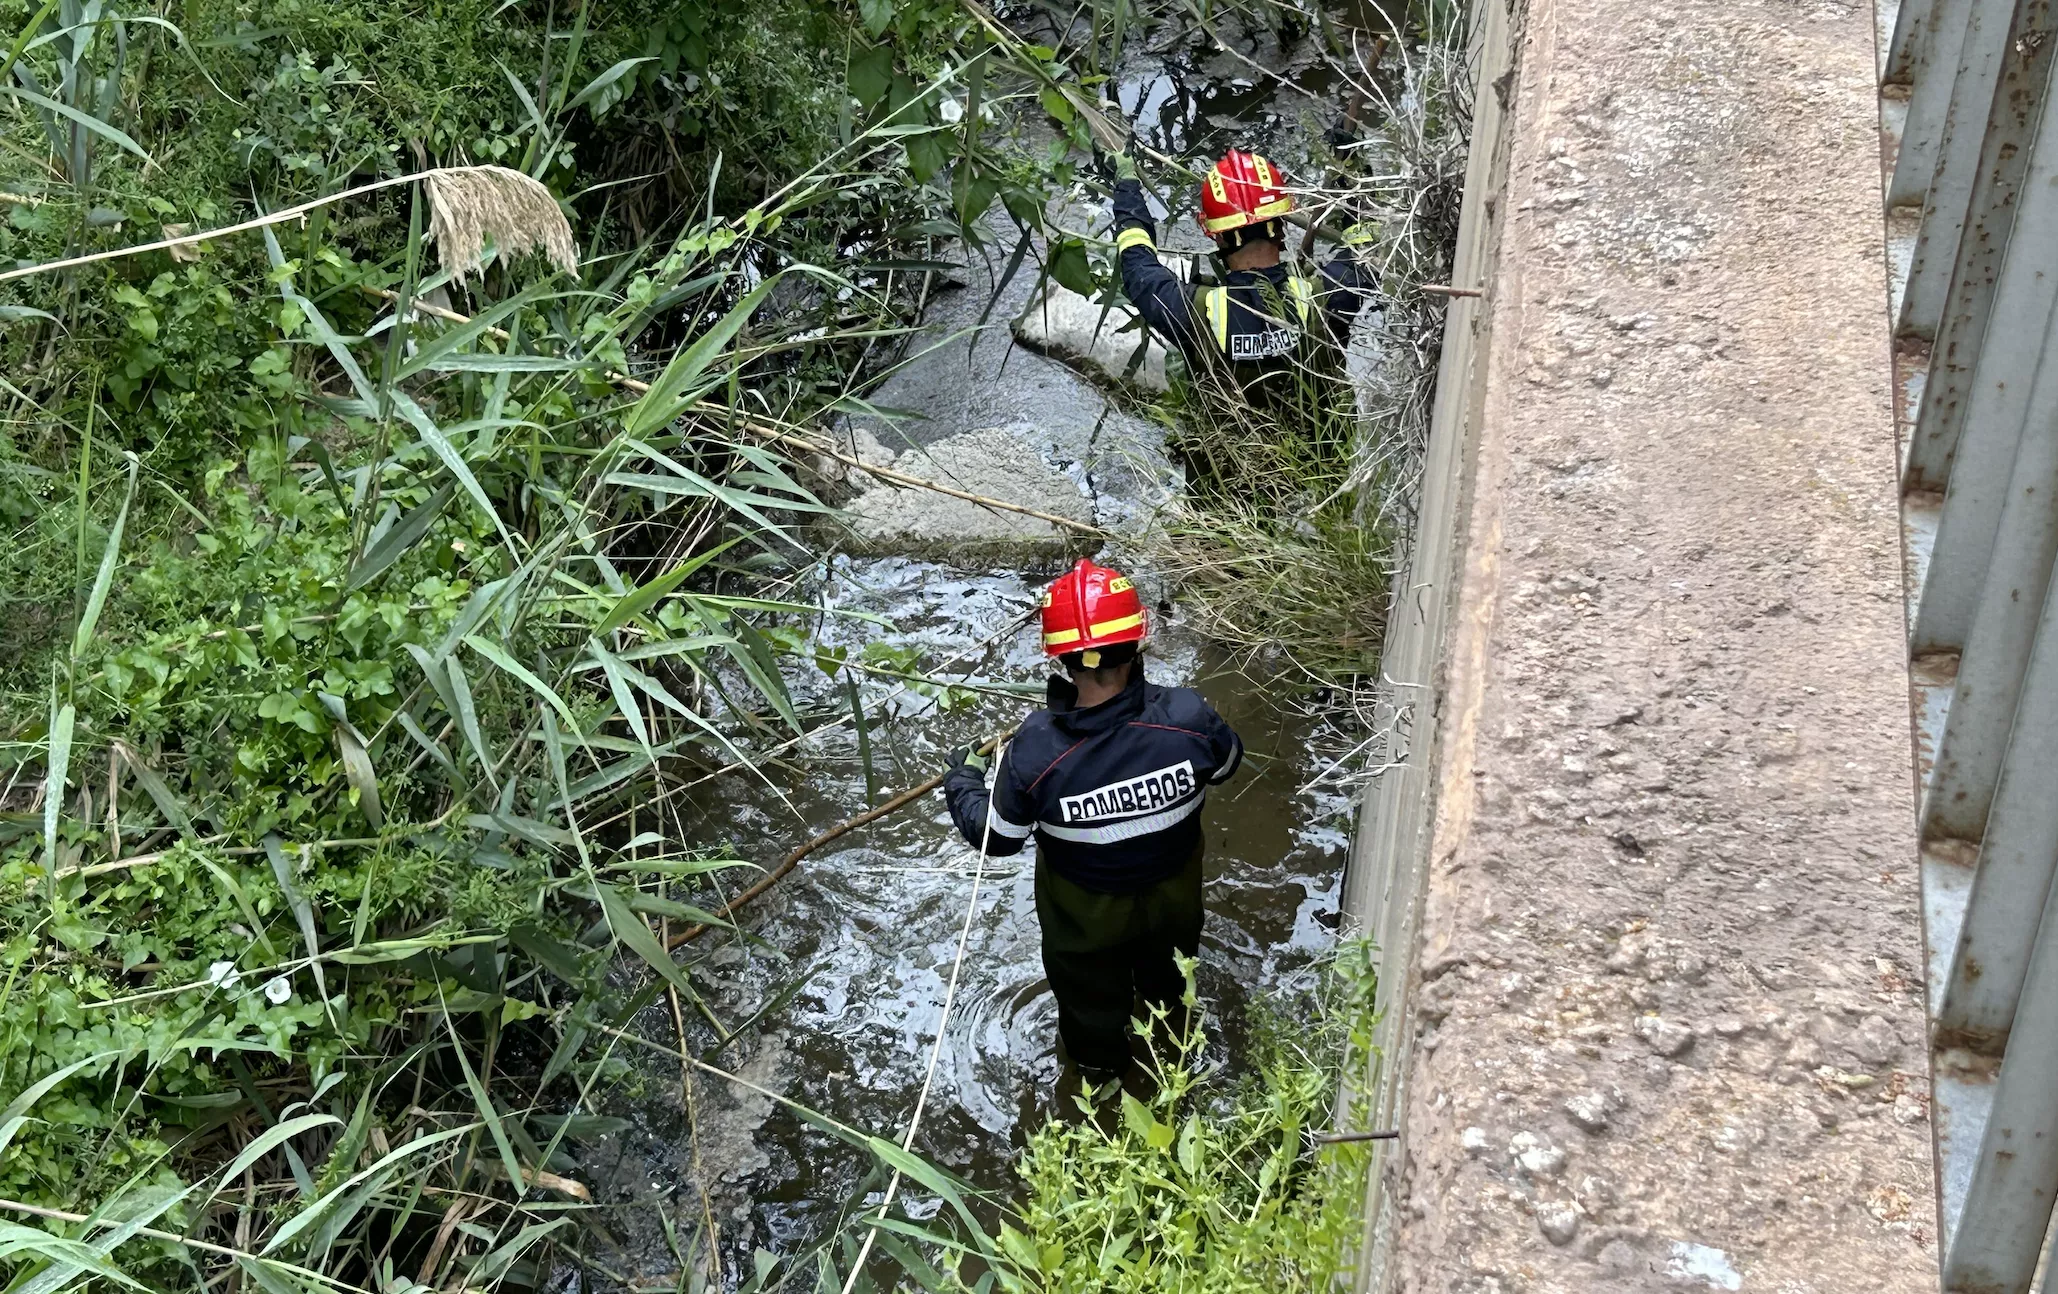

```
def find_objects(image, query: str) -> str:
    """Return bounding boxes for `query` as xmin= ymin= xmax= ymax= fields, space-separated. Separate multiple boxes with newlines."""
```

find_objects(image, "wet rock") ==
xmin=1634 ymin=1016 xmax=1695 ymax=1058
xmin=1013 ymin=284 xmax=1170 ymax=392
xmin=813 ymin=426 xmax=899 ymax=484
xmin=845 ymin=426 xmax=1090 ymax=553
xmin=1462 ymin=1125 xmax=1493 ymax=1156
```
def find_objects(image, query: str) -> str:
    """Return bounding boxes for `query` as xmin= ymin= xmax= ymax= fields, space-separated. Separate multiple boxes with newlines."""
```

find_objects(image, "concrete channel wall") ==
xmin=1341 ymin=0 xmax=1940 ymax=1287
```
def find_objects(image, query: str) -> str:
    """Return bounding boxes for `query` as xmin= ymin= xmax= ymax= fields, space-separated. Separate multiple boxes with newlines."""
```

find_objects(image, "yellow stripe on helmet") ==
xmin=1088 ymin=612 xmax=1144 ymax=639
xmin=1042 ymin=628 xmax=1082 ymax=648
xmin=1107 ymin=576 xmax=1133 ymax=593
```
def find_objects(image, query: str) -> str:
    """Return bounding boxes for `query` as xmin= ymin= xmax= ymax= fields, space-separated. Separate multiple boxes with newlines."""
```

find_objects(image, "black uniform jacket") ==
xmin=944 ymin=669 xmax=1244 ymax=894
xmin=1111 ymin=177 xmax=1374 ymax=376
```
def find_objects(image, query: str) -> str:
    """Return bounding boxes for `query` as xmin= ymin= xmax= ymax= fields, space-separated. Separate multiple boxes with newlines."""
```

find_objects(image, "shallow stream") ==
xmin=569 ymin=10 xmax=1369 ymax=1285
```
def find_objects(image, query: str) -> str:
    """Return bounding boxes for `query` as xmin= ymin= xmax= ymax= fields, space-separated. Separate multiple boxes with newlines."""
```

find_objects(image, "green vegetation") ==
xmin=0 ymin=0 xmax=1454 ymax=1285
xmin=1148 ymin=0 xmax=1471 ymax=680
xmin=1000 ymin=946 xmax=1380 ymax=1292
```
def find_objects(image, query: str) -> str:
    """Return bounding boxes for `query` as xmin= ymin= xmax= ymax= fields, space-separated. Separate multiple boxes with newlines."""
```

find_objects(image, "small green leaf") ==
xmin=42 ymin=696 xmax=72 ymax=876
xmin=346 ymin=482 xmax=453 ymax=591
xmin=1176 ymin=1112 xmax=1202 ymax=1175
xmin=593 ymin=536 xmax=740 ymax=636
xmin=906 ymin=131 xmax=947 ymax=183
xmin=0 ymin=1051 xmax=117 ymax=1161
xmin=849 ymin=44 xmax=893 ymax=110
xmin=444 ymin=652 xmax=496 ymax=791
xmin=1049 ymin=239 xmax=1096 ymax=299
xmin=464 ymin=634 xmax=578 ymax=734
xmin=1145 ymin=1113 xmax=1175 ymax=1151
xmin=263 ymin=836 xmax=332 ymax=1023
xmin=624 ymin=279 xmax=778 ymax=437
xmin=2 ymin=84 xmax=153 ymax=162
xmin=595 ymin=882 xmax=701 ymax=1001
xmin=565 ymin=56 xmax=653 ymax=114
xmin=72 ymin=452 xmax=139 ymax=661
xmin=263 ymin=1125 xmax=476 ymax=1254
xmin=217 ymin=1113 xmax=341 ymax=1190
xmin=390 ymin=391 xmax=516 ymax=553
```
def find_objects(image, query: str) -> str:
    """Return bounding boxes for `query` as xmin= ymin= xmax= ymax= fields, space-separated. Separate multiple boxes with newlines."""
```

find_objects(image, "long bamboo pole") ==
xmin=368 ymin=288 xmax=1109 ymax=537
xmin=665 ymin=729 xmax=1014 ymax=948
xmin=0 ymin=169 xmax=439 ymax=285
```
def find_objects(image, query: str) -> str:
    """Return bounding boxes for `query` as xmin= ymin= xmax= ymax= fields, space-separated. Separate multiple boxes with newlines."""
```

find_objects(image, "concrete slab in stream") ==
xmin=1012 ymin=284 xmax=1172 ymax=393
xmin=842 ymin=424 xmax=1093 ymax=552
xmin=840 ymin=215 xmax=1182 ymax=550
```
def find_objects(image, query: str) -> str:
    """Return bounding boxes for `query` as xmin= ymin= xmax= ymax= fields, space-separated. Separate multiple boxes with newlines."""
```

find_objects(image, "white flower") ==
xmin=207 ymin=961 xmax=241 ymax=989
xmin=264 ymin=976 xmax=292 ymax=1005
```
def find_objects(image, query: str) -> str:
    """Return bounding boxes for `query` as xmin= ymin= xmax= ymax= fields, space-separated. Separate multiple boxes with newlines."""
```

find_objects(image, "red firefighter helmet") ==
xmin=1197 ymin=149 xmax=1296 ymax=238
xmin=1040 ymin=559 xmax=1147 ymax=661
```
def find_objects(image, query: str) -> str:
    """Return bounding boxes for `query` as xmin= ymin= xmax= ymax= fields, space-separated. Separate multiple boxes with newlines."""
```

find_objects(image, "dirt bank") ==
xmin=1380 ymin=0 xmax=1936 ymax=1287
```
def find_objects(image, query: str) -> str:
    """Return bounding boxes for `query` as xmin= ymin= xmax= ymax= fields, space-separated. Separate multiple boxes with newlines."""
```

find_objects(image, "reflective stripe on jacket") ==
xmin=1109 ymin=177 xmax=1374 ymax=373
xmin=944 ymin=669 xmax=1243 ymax=894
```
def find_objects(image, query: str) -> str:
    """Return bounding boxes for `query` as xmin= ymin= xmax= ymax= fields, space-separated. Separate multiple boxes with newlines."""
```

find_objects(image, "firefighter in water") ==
xmin=944 ymin=559 xmax=1243 ymax=1100
xmin=1109 ymin=148 xmax=1375 ymax=407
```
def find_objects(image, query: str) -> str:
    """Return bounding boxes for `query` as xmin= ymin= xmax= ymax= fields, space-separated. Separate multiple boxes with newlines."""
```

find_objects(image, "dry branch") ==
xmin=664 ymin=730 xmax=1012 ymax=948
xmin=0 ymin=166 xmax=573 ymax=285
xmin=364 ymin=287 xmax=1109 ymax=536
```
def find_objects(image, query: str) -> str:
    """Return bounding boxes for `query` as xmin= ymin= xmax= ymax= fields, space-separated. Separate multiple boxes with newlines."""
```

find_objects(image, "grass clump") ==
xmin=1140 ymin=0 xmax=1472 ymax=686
xmin=982 ymin=946 xmax=1381 ymax=1292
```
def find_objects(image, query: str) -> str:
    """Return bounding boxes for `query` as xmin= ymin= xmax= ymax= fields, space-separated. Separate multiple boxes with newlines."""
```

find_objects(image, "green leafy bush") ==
xmin=994 ymin=946 xmax=1380 ymax=1292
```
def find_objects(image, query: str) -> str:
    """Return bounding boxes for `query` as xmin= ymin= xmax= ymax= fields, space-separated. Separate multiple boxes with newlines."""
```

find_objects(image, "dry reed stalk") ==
xmin=359 ymin=286 xmax=1109 ymax=536
xmin=0 ymin=166 xmax=575 ymax=285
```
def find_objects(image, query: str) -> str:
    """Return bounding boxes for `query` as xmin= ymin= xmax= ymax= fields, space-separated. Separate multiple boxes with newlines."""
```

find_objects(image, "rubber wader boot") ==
xmin=1053 ymin=1062 xmax=1124 ymax=1128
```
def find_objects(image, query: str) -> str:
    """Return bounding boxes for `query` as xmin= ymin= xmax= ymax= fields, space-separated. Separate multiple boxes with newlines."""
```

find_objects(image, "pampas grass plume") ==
xmin=424 ymin=165 xmax=579 ymax=281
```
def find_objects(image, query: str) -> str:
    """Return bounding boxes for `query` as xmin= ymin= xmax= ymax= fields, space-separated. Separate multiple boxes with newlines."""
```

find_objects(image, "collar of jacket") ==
xmin=1043 ymin=666 xmax=1148 ymax=735
xmin=1222 ymin=263 xmax=1292 ymax=287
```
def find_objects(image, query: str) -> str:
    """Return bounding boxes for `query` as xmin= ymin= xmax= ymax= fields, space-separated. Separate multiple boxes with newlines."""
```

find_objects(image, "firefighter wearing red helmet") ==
xmin=1109 ymin=149 xmax=1374 ymax=398
xmin=944 ymin=559 xmax=1244 ymax=1104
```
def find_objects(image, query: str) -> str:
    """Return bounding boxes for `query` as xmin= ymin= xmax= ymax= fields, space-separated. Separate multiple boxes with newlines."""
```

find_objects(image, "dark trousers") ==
xmin=1035 ymin=844 xmax=1204 ymax=1078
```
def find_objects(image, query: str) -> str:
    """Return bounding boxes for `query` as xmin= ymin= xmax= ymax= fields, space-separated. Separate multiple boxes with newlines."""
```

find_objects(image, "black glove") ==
xmin=950 ymin=744 xmax=990 ymax=775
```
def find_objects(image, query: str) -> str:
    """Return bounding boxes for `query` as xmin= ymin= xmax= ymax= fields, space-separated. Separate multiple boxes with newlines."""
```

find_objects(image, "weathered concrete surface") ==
xmin=842 ymin=425 xmax=1094 ymax=551
xmin=1013 ymin=283 xmax=1172 ymax=392
xmin=1382 ymin=0 xmax=1936 ymax=1288
xmin=842 ymin=223 xmax=1179 ymax=544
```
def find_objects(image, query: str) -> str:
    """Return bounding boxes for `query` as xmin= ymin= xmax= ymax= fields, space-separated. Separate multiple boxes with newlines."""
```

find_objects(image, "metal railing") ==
xmin=1877 ymin=0 xmax=2058 ymax=1287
